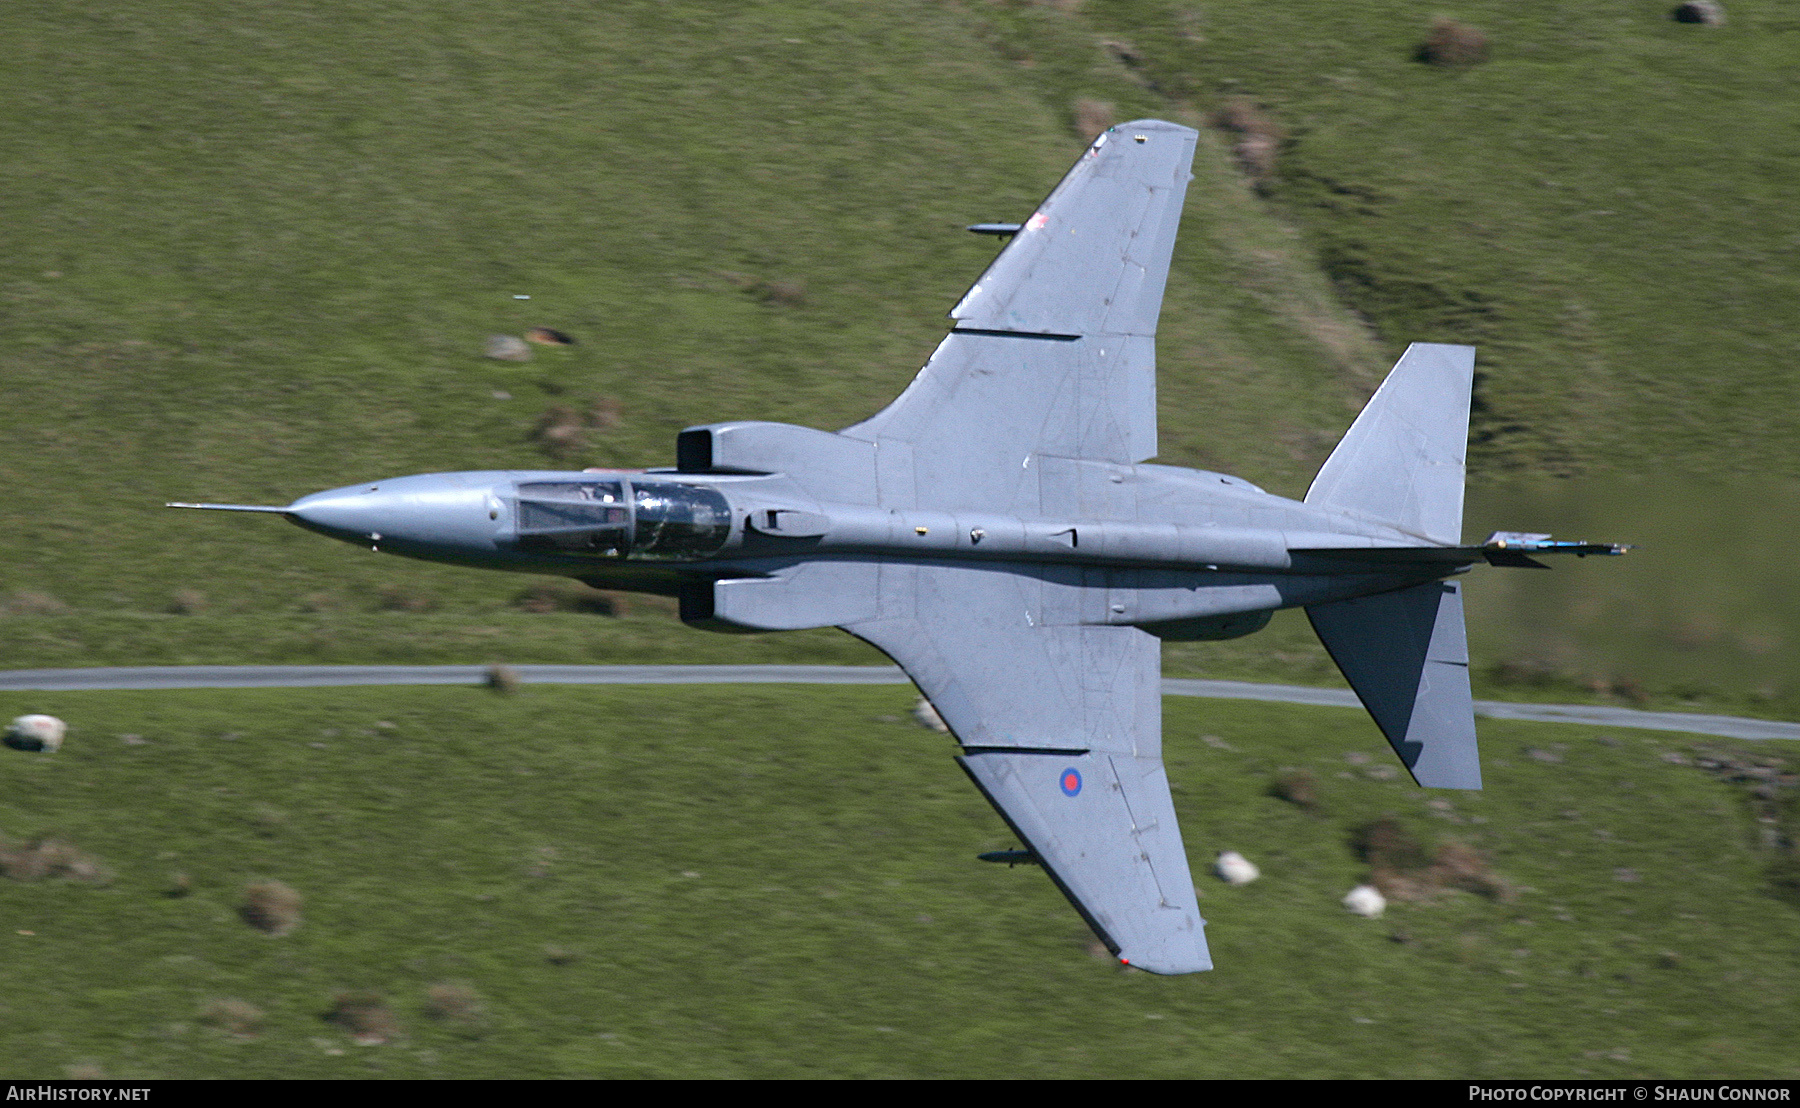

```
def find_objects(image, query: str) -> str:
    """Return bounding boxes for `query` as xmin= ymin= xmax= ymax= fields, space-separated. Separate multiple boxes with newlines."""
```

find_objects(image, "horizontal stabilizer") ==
xmin=1305 ymin=343 xmax=1474 ymax=544
xmin=1306 ymin=580 xmax=1481 ymax=789
xmin=959 ymin=750 xmax=1210 ymax=974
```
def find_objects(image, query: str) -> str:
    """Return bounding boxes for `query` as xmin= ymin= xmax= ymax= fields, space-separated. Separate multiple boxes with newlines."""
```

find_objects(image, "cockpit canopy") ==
xmin=514 ymin=479 xmax=732 ymax=560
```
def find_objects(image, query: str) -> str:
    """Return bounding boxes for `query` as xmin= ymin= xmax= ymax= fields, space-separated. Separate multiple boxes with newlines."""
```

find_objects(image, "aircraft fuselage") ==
xmin=267 ymin=453 xmax=1466 ymax=640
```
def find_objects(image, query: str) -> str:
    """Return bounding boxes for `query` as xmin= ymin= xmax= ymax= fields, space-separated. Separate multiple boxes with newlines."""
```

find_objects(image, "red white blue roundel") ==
xmin=1059 ymin=767 xmax=1083 ymax=797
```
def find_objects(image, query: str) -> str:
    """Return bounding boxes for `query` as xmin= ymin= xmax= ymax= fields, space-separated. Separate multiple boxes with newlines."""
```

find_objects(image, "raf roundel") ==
xmin=1059 ymin=767 xmax=1083 ymax=797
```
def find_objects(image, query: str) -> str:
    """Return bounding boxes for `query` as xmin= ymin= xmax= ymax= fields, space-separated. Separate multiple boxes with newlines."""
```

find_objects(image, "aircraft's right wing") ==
xmin=840 ymin=121 xmax=1197 ymax=509
xmin=842 ymin=559 xmax=1210 ymax=974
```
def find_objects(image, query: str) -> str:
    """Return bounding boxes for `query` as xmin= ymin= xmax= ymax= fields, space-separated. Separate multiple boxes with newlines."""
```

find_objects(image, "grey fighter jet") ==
xmin=173 ymin=120 xmax=1625 ymax=974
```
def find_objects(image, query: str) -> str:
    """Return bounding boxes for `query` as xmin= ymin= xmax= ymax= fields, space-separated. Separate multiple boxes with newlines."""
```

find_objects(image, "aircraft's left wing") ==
xmin=843 ymin=560 xmax=1210 ymax=974
xmin=839 ymin=121 xmax=1197 ymax=509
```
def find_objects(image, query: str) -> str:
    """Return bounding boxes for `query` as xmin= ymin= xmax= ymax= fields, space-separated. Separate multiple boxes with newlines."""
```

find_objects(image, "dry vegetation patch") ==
xmin=199 ymin=998 xmax=265 ymax=1038
xmin=1073 ymin=98 xmax=1114 ymax=143
xmin=1210 ymin=98 xmax=1285 ymax=191
xmin=511 ymin=580 xmax=626 ymax=616
xmin=325 ymin=990 xmax=402 ymax=1045
xmin=529 ymin=397 xmax=623 ymax=460
xmin=239 ymin=879 xmax=303 ymax=935
xmin=2 ymin=589 xmax=69 ymax=617
xmin=0 ymin=836 xmax=110 ymax=883
xmin=167 ymin=588 xmax=208 ymax=615
xmin=485 ymin=663 xmax=521 ymax=695
xmin=1351 ymin=816 xmax=1510 ymax=903
xmin=1269 ymin=769 xmax=1321 ymax=812
xmin=1417 ymin=19 xmax=1490 ymax=68
xmin=424 ymin=982 xmax=487 ymax=1031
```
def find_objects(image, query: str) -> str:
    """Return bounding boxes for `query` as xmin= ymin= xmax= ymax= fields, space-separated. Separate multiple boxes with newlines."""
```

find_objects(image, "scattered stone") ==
xmin=5 ymin=714 xmax=65 ymax=753
xmin=1201 ymin=734 xmax=1235 ymax=750
xmin=491 ymin=389 xmax=512 ymax=400
xmin=484 ymin=334 xmax=532 ymax=362
xmin=1344 ymin=751 xmax=1371 ymax=765
xmin=1527 ymin=747 xmax=1564 ymax=764
xmin=1344 ymin=884 xmax=1386 ymax=918
xmin=525 ymin=327 xmax=576 ymax=346
xmin=1214 ymin=850 xmax=1260 ymax=886
xmin=1672 ymin=1 xmax=1725 ymax=24
xmin=1660 ymin=750 xmax=1691 ymax=765
xmin=913 ymin=697 xmax=949 ymax=733
xmin=119 ymin=734 xmax=147 ymax=746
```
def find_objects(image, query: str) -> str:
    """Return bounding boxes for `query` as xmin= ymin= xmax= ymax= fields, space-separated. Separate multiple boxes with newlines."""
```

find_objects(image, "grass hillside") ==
xmin=2 ymin=1 xmax=1796 ymax=712
xmin=0 ymin=0 xmax=1387 ymax=673
xmin=3 ymin=685 xmax=1797 ymax=1079
xmin=1070 ymin=0 xmax=1800 ymax=478
xmin=5 ymin=0 xmax=1800 ymax=1079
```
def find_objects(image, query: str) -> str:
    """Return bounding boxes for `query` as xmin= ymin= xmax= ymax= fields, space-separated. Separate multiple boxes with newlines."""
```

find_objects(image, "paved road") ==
xmin=2 ymin=664 xmax=1795 ymax=742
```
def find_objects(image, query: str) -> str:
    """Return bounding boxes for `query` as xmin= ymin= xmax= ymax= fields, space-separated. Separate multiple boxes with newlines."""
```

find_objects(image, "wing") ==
xmin=840 ymin=121 xmax=1198 ymax=507
xmin=843 ymin=560 xmax=1210 ymax=974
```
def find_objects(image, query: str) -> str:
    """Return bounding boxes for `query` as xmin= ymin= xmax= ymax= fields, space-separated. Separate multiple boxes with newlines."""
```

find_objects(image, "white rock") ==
xmin=1214 ymin=850 xmax=1259 ymax=885
xmin=483 ymin=334 xmax=532 ymax=362
xmin=5 ymin=714 xmax=66 ymax=753
xmin=1343 ymin=884 xmax=1386 ymax=918
xmin=912 ymin=697 xmax=949 ymax=733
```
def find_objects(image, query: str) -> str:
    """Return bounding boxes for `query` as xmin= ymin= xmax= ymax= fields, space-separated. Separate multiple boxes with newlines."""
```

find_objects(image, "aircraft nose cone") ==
xmin=286 ymin=474 xmax=503 ymax=557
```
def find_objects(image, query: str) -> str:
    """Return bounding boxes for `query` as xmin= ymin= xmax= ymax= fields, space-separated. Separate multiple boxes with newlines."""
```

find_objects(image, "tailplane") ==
xmin=1304 ymin=344 xmax=1481 ymax=788
xmin=1305 ymin=343 xmax=1475 ymax=545
xmin=1307 ymin=580 xmax=1481 ymax=789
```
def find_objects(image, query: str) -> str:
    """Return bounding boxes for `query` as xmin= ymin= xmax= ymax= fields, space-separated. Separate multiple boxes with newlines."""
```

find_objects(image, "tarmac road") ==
xmin=1 ymin=664 xmax=1795 ymax=742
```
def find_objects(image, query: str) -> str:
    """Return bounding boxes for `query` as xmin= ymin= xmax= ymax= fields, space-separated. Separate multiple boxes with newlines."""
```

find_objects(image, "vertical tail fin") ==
xmin=1306 ymin=580 xmax=1481 ymax=789
xmin=1305 ymin=343 xmax=1475 ymax=544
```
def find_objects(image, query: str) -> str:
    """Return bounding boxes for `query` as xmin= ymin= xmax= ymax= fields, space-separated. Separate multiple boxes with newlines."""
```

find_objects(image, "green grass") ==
xmin=2 ymin=0 xmax=1796 ymax=710
xmin=1 ymin=685 xmax=1795 ymax=1078
xmin=3 ymin=4 xmax=1799 ymax=1076
xmin=1079 ymin=0 xmax=1800 ymax=478
xmin=0 ymin=0 xmax=1388 ymax=668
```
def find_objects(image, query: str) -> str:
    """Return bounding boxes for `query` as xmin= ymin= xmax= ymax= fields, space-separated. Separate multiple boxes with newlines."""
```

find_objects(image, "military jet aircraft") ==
xmin=173 ymin=120 xmax=1625 ymax=974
